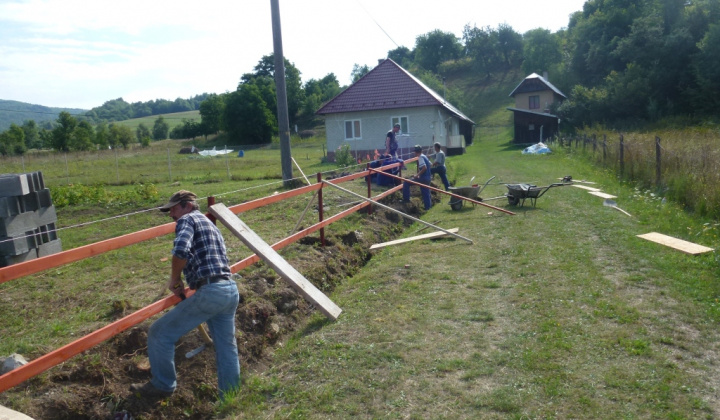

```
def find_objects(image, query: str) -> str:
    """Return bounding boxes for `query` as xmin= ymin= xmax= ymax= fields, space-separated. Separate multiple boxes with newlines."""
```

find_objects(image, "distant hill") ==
xmin=0 ymin=99 xmax=87 ymax=131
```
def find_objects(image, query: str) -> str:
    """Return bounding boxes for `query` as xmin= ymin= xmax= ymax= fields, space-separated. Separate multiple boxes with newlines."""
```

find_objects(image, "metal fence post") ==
xmin=366 ymin=163 xmax=373 ymax=215
xmin=619 ymin=134 xmax=625 ymax=177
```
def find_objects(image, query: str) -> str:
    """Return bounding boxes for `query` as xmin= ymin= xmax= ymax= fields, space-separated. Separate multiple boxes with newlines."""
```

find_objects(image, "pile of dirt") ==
xmin=1 ymin=191 xmax=437 ymax=419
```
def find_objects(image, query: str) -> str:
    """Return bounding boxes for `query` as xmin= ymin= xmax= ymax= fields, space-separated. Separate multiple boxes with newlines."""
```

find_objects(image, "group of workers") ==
xmin=129 ymin=123 xmax=452 ymax=403
xmin=385 ymin=123 xmax=450 ymax=211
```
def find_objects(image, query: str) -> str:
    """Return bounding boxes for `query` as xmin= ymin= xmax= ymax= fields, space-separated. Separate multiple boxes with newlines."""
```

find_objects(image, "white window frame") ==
xmin=344 ymin=119 xmax=362 ymax=140
xmin=391 ymin=116 xmax=409 ymax=134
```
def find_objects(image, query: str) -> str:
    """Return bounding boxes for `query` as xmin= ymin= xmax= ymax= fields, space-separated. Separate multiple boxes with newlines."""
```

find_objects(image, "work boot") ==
xmin=129 ymin=381 xmax=173 ymax=398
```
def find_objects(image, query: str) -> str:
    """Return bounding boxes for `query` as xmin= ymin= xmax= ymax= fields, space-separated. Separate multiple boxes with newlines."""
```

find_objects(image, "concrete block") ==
xmin=21 ymin=191 xmax=40 ymax=212
xmin=37 ymin=223 xmax=58 ymax=244
xmin=0 ymin=212 xmax=39 ymax=237
xmin=27 ymin=172 xmax=43 ymax=192
xmin=0 ymin=232 xmax=37 ymax=256
xmin=0 ymin=174 xmax=30 ymax=198
xmin=37 ymin=205 xmax=57 ymax=225
xmin=0 ymin=248 xmax=37 ymax=267
xmin=0 ymin=403 xmax=36 ymax=420
xmin=0 ymin=196 xmax=23 ymax=218
xmin=37 ymin=238 xmax=62 ymax=258
xmin=37 ymin=188 xmax=52 ymax=207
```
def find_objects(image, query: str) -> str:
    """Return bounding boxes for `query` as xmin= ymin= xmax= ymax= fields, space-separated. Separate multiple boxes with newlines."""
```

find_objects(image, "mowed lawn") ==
xmin=221 ymin=129 xmax=720 ymax=419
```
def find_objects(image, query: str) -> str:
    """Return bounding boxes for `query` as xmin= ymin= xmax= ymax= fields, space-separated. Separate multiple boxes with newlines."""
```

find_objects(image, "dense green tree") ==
xmin=414 ymin=30 xmax=462 ymax=73
xmin=38 ymin=129 xmax=53 ymax=149
xmin=69 ymin=120 xmax=95 ymax=151
xmin=691 ymin=23 xmax=720 ymax=113
xmin=387 ymin=46 xmax=415 ymax=68
xmin=223 ymin=84 xmax=275 ymax=145
xmin=21 ymin=120 xmax=39 ymax=149
xmin=95 ymin=122 xmax=109 ymax=148
xmin=522 ymin=29 xmax=561 ymax=76
xmin=496 ymin=24 xmax=524 ymax=68
xmin=463 ymin=24 xmax=499 ymax=77
xmin=109 ymin=124 xmax=134 ymax=149
xmin=51 ymin=112 xmax=78 ymax=151
xmin=0 ymin=124 xmax=26 ymax=155
xmin=241 ymin=54 xmax=304 ymax=125
xmin=136 ymin=123 xmax=152 ymax=143
xmin=351 ymin=64 xmax=371 ymax=83
xmin=152 ymin=116 xmax=169 ymax=140
xmin=199 ymin=94 xmax=225 ymax=135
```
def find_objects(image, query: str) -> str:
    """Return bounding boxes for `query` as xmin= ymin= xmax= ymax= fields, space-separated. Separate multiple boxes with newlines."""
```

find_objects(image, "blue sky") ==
xmin=0 ymin=0 xmax=587 ymax=109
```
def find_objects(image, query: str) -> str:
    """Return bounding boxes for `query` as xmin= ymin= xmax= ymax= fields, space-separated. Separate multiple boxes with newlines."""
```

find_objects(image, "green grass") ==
xmin=112 ymin=110 xmax=200 ymax=132
xmin=219 ymin=129 xmax=720 ymax=419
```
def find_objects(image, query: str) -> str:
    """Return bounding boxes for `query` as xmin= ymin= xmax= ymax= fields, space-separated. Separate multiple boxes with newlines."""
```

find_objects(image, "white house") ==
xmin=316 ymin=59 xmax=475 ymax=162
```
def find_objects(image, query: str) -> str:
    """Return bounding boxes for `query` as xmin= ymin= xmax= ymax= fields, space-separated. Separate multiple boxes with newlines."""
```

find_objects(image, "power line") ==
xmin=355 ymin=0 xmax=399 ymax=49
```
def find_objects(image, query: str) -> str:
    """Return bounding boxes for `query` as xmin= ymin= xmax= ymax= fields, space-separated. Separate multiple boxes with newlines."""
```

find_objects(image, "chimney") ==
xmin=543 ymin=71 xmax=549 ymax=81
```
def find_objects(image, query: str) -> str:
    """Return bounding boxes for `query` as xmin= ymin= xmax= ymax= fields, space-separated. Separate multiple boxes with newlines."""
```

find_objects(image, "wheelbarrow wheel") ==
xmin=450 ymin=200 xmax=463 ymax=211
xmin=507 ymin=195 xmax=520 ymax=206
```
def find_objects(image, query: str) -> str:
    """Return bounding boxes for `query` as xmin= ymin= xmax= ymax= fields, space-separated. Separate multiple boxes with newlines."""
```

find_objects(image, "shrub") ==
xmin=334 ymin=144 xmax=356 ymax=167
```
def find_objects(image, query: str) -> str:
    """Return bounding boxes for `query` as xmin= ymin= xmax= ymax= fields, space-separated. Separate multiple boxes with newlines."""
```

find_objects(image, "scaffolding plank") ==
xmin=588 ymin=191 xmax=617 ymax=199
xmin=210 ymin=203 xmax=342 ymax=321
xmin=370 ymin=228 xmax=459 ymax=250
xmin=637 ymin=232 xmax=714 ymax=255
xmin=571 ymin=184 xmax=601 ymax=192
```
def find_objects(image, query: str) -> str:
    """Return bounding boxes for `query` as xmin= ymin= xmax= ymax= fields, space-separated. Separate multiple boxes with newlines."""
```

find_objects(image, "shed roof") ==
xmin=316 ymin=59 xmax=473 ymax=123
xmin=509 ymin=73 xmax=567 ymax=99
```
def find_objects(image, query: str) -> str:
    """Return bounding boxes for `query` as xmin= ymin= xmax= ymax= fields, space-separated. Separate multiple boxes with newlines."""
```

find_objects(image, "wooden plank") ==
xmin=370 ymin=228 xmax=459 ymax=250
xmin=588 ymin=191 xmax=617 ymax=199
xmin=571 ymin=184 xmax=601 ymax=192
xmin=558 ymin=178 xmax=596 ymax=184
xmin=637 ymin=232 xmax=714 ymax=255
xmin=210 ymin=203 xmax=342 ymax=321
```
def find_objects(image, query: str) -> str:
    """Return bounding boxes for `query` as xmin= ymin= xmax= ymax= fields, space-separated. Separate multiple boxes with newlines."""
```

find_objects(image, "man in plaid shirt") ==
xmin=131 ymin=190 xmax=240 ymax=399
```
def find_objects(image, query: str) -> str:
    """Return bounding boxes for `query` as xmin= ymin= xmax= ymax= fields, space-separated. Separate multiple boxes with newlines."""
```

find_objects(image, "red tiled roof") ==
xmin=317 ymin=59 xmax=473 ymax=123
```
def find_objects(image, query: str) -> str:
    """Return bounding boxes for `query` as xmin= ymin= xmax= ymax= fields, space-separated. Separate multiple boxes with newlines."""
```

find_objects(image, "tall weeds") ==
xmin=563 ymin=127 xmax=720 ymax=219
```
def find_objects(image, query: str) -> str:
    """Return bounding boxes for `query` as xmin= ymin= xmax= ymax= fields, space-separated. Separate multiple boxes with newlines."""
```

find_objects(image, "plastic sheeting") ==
xmin=522 ymin=142 xmax=551 ymax=154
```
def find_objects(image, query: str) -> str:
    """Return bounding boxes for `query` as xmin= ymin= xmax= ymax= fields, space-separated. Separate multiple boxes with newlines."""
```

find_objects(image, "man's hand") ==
xmin=167 ymin=277 xmax=184 ymax=296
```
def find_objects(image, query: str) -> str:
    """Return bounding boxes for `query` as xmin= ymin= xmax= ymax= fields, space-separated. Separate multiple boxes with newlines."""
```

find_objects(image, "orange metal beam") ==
xmin=0 ymin=289 xmax=193 ymax=393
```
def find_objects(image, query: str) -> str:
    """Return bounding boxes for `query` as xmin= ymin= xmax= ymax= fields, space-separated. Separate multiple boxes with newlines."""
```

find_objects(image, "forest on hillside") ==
xmin=2 ymin=0 xmax=719 ymax=155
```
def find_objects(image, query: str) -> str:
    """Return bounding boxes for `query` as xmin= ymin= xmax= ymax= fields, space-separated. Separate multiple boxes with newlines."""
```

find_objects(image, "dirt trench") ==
xmin=0 ymin=191 xmax=438 ymax=420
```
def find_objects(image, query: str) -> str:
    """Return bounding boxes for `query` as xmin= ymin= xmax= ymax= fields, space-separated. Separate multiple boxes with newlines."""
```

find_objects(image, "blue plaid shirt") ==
xmin=172 ymin=210 xmax=231 ymax=287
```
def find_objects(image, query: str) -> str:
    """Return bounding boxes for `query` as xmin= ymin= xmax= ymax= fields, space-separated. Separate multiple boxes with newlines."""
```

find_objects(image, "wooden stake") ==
xmin=370 ymin=228 xmax=459 ymax=249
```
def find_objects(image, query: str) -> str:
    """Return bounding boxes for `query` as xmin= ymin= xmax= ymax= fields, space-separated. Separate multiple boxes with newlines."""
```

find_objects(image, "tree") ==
xmin=95 ymin=122 xmax=109 ymax=149
xmin=351 ymin=64 xmax=371 ymax=83
xmin=21 ymin=120 xmax=40 ymax=149
xmin=496 ymin=24 xmax=524 ymax=68
xmin=463 ymin=24 xmax=499 ymax=77
xmin=136 ymin=123 xmax=152 ymax=143
xmin=152 ymin=116 xmax=169 ymax=140
xmin=109 ymin=124 xmax=134 ymax=149
xmin=0 ymin=124 xmax=26 ymax=156
xmin=51 ymin=111 xmax=78 ymax=151
xmin=223 ymin=84 xmax=275 ymax=145
xmin=414 ymin=30 xmax=462 ymax=73
xmin=199 ymin=94 xmax=225 ymax=135
xmin=70 ymin=120 xmax=94 ymax=151
xmin=387 ymin=46 xmax=415 ymax=68
xmin=522 ymin=28 xmax=562 ymax=75
xmin=241 ymin=54 xmax=305 ymax=126
xmin=692 ymin=23 xmax=720 ymax=112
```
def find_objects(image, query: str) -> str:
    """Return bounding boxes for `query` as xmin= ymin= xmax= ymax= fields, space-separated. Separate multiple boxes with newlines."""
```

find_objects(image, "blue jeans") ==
xmin=430 ymin=166 xmax=450 ymax=190
xmin=403 ymin=177 xmax=432 ymax=210
xmin=148 ymin=279 xmax=240 ymax=397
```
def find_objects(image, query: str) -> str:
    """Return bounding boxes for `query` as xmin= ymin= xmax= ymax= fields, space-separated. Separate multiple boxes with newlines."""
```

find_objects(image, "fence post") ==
xmin=592 ymin=134 xmax=597 ymax=153
xmin=167 ymin=148 xmax=172 ymax=183
xmin=64 ymin=153 xmax=70 ymax=184
xmin=207 ymin=196 xmax=217 ymax=224
xmin=655 ymin=136 xmax=661 ymax=187
xmin=366 ymin=163 xmax=373 ymax=215
xmin=602 ymin=135 xmax=607 ymax=163
xmin=225 ymin=145 xmax=231 ymax=179
xmin=115 ymin=148 xmax=120 ymax=183
xmin=619 ymin=134 xmax=624 ymax=177
xmin=317 ymin=172 xmax=325 ymax=247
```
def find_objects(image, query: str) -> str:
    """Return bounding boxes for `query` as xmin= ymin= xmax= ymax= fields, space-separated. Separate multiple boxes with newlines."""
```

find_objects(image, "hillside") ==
xmin=0 ymin=99 xmax=87 ymax=131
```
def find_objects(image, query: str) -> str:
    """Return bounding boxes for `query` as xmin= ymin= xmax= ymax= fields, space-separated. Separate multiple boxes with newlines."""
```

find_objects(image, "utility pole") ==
xmin=270 ymin=0 xmax=293 ymax=186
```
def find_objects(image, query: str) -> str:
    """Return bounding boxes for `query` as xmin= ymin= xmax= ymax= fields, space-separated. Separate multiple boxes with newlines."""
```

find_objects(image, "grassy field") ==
xmin=218 ymin=129 xmax=720 ymax=418
xmin=112 ymin=110 xmax=200 ymax=132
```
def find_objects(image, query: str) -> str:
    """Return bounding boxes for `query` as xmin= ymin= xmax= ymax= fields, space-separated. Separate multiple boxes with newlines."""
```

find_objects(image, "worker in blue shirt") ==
xmin=402 ymin=145 xmax=433 ymax=210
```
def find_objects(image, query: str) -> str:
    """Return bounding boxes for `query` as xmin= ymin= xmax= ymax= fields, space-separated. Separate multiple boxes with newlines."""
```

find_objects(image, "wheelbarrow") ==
xmin=505 ymin=182 xmax=566 ymax=207
xmin=448 ymin=176 xmax=495 ymax=210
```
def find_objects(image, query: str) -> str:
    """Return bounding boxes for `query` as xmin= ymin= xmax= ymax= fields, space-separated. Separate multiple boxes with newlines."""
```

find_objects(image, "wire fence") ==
xmin=549 ymin=133 xmax=720 ymax=218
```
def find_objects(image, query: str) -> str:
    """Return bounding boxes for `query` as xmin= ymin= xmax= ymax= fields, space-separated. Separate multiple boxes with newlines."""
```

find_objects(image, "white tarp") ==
xmin=198 ymin=146 xmax=234 ymax=157
xmin=522 ymin=142 xmax=551 ymax=154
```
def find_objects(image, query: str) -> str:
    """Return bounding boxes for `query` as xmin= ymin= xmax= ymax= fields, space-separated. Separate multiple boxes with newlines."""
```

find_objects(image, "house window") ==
xmin=529 ymin=95 xmax=540 ymax=110
xmin=344 ymin=120 xmax=361 ymax=140
xmin=391 ymin=116 xmax=409 ymax=134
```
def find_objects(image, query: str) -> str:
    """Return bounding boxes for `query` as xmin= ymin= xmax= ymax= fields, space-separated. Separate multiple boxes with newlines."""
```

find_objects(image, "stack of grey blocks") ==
xmin=0 ymin=172 xmax=62 ymax=267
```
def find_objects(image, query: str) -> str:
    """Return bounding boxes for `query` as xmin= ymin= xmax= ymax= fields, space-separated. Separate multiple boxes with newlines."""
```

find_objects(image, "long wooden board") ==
xmin=370 ymin=228 xmax=459 ymax=250
xmin=210 ymin=203 xmax=342 ymax=321
xmin=588 ymin=191 xmax=617 ymax=199
xmin=571 ymin=184 xmax=601 ymax=192
xmin=637 ymin=232 xmax=714 ymax=255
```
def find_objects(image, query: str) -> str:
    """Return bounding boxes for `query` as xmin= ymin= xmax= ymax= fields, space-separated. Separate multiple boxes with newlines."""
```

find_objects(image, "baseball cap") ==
xmin=159 ymin=190 xmax=197 ymax=212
